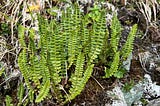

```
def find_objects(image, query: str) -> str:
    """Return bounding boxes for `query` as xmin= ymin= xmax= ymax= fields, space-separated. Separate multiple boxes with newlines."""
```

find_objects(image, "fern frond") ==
xmin=40 ymin=56 xmax=50 ymax=83
xmin=81 ymin=20 xmax=90 ymax=55
xmin=18 ymin=49 xmax=31 ymax=89
xmin=18 ymin=25 xmax=26 ymax=47
xmin=70 ymin=53 xmax=84 ymax=82
xmin=29 ymin=89 xmax=34 ymax=102
xmin=48 ymin=29 xmax=64 ymax=85
xmin=89 ymin=11 xmax=106 ymax=63
xmin=28 ymin=30 xmax=42 ymax=87
xmin=38 ymin=56 xmax=51 ymax=100
xmin=66 ymin=52 xmax=84 ymax=102
xmin=121 ymin=24 xmax=137 ymax=59
xmin=17 ymin=82 xmax=24 ymax=103
xmin=104 ymin=51 xmax=120 ymax=78
xmin=29 ymin=56 xmax=42 ymax=87
xmin=67 ymin=5 xmax=81 ymax=68
xmin=66 ymin=64 xmax=94 ymax=102
xmin=38 ymin=17 xmax=63 ymax=85
xmin=38 ymin=15 xmax=50 ymax=56
xmin=99 ymin=29 xmax=109 ymax=63
xmin=35 ymin=80 xmax=50 ymax=103
xmin=110 ymin=14 xmax=122 ymax=52
xmin=28 ymin=29 xmax=36 ymax=53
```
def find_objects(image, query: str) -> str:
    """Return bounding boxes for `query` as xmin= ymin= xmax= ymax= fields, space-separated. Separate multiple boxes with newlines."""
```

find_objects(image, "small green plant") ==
xmin=0 ymin=23 xmax=10 ymax=36
xmin=140 ymin=98 xmax=148 ymax=105
xmin=101 ymin=14 xmax=137 ymax=78
xmin=5 ymin=95 xmax=13 ymax=106
xmin=123 ymin=80 xmax=135 ymax=92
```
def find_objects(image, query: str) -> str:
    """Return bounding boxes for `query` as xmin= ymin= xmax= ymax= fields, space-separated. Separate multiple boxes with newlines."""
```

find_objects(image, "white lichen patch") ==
xmin=106 ymin=86 xmax=127 ymax=106
xmin=143 ymin=74 xmax=160 ymax=98
xmin=105 ymin=74 xmax=160 ymax=106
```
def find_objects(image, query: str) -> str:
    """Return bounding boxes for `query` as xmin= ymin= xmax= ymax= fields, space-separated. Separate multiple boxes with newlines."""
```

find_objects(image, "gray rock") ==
xmin=147 ymin=98 xmax=160 ymax=106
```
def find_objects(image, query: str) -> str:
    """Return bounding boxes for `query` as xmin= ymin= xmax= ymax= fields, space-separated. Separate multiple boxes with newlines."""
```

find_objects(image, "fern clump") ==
xmin=18 ymin=3 xmax=107 ymax=104
xmin=17 ymin=2 xmax=137 ymax=105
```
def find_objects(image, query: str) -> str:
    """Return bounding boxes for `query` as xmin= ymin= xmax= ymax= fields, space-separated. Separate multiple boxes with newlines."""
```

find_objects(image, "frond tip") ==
xmin=121 ymin=24 xmax=137 ymax=59
xmin=110 ymin=14 xmax=122 ymax=52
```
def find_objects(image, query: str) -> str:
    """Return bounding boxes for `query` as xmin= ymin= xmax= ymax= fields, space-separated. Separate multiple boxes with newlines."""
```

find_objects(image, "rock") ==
xmin=106 ymin=86 xmax=127 ymax=106
xmin=147 ymin=98 xmax=160 ymax=106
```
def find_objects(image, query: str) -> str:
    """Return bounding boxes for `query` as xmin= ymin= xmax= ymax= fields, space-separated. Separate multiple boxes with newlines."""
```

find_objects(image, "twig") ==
xmin=136 ymin=2 xmax=150 ymax=39
xmin=11 ymin=0 xmax=23 ymax=44
xmin=91 ymin=76 xmax=105 ymax=90
xmin=21 ymin=91 xmax=29 ymax=103
xmin=138 ymin=52 xmax=151 ymax=74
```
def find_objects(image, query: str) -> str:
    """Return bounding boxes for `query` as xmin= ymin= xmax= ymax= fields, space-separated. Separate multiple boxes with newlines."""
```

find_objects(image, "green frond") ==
xmin=104 ymin=51 xmax=120 ymax=78
xmin=70 ymin=53 xmax=84 ymax=82
xmin=29 ymin=56 xmax=42 ymax=87
xmin=89 ymin=10 xmax=106 ymax=63
xmin=110 ymin=14 xmax=122 ymax=52
xmin=18 ymin=25 xmax=26 ymax=47
xmin=48 ymin=30 xmax=64 ymax=85
xmin=35 ymin=80 xmax=50 ymax=103
xmin=28 ymin=29 xmax=36 ymax=53
xmin=66 ymin=52 xmax=85 ymax=102
xmin=38 ymin=15 xmax=50 ymax=56
xmin=40 ymin=56 xmax=50 ymax=83
xmin=66 ymin=64 xmax=94 ymax=102
xmin=17 ymin=82 xmax=24 ymax=103
xmin=27 ymin=30 xmax=42 ymax=87
xmin=67 ymin=5 xmax=81 ymax=68
xmin=121 ymin=24 xmax=137 ymax=59
xmin=81 ymin=20 xmax=90 ymax=55
xmin=99 ymin=29 xmax=109 ymax=63
xmin=29 ymin=90 xmax=34 ymax=102
xmin=18 ymin=49 xmax=31 ymax=89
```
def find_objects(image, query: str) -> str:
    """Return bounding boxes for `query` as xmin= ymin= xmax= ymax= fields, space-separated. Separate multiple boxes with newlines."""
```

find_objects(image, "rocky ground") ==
xmin=0 ymin=0 xmax=160 ymax=106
